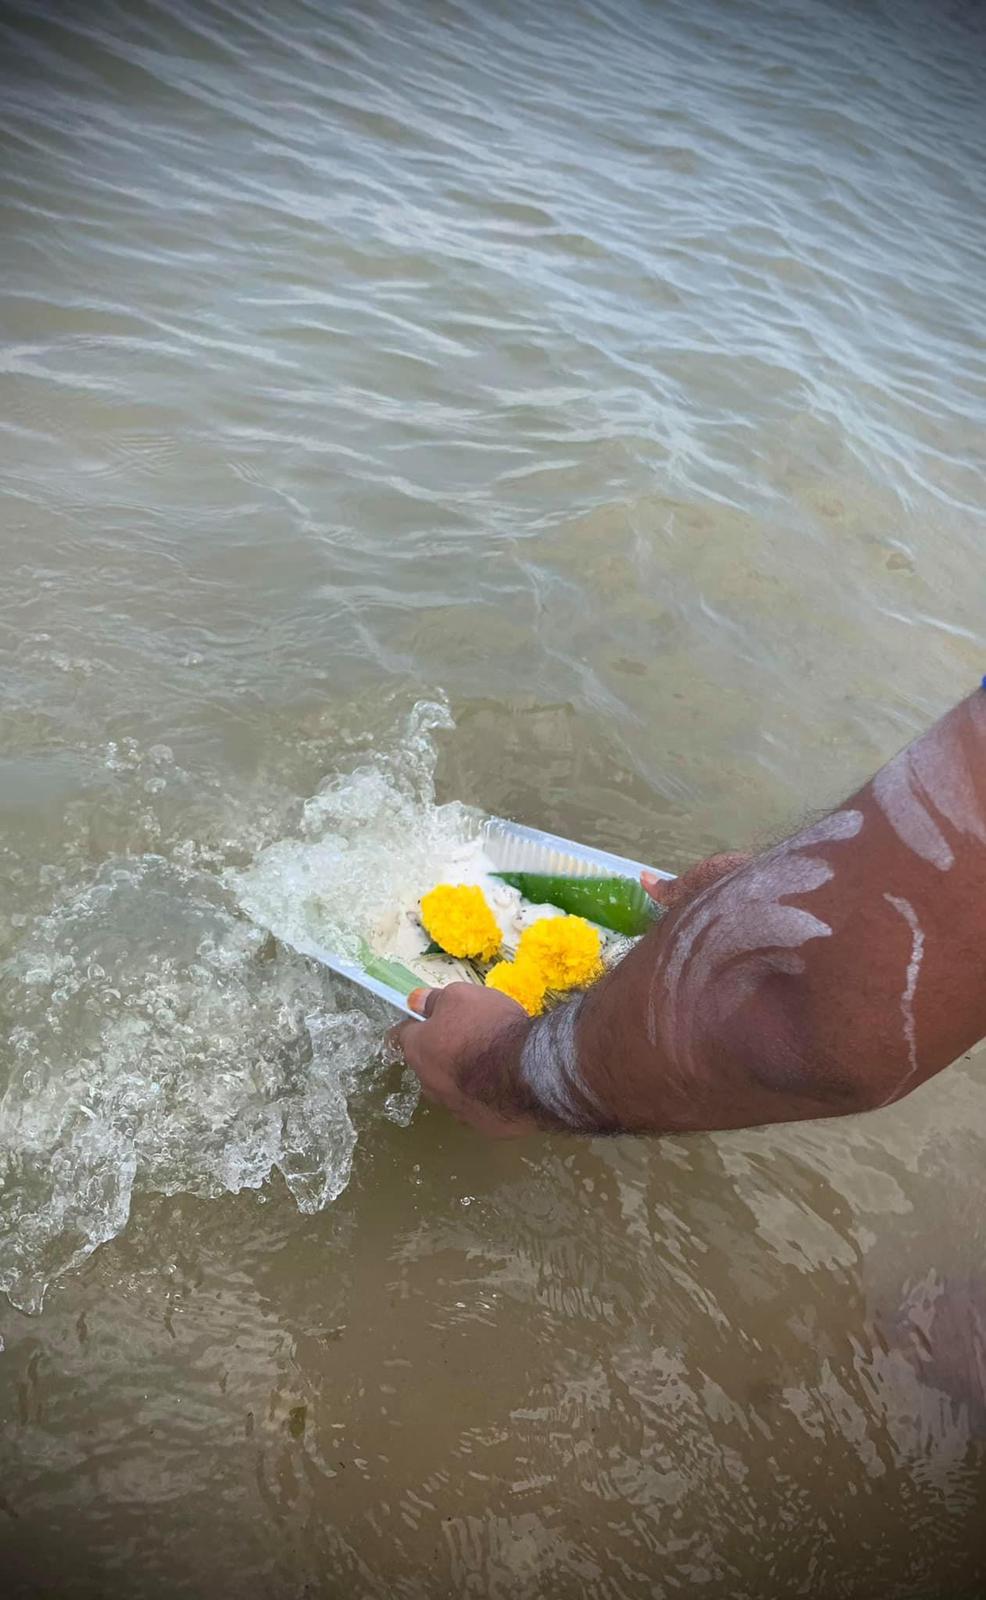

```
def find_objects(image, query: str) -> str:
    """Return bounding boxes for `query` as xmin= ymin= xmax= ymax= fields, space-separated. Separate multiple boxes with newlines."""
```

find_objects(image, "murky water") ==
xmin=2 ymin=0 xmax=986 ymax=1592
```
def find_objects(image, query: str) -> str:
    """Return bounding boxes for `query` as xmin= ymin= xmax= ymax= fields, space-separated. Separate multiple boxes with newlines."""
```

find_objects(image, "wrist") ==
xmin=510 ymin=994 xmax=622 ymax=1133
xmin=456 ymin=1015 xmax=533 ymax=1119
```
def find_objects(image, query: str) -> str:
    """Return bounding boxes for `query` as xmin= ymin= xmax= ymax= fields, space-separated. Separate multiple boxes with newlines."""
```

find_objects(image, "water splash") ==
xmin=0 ymin=700 xmax=453 ymax=1313
xmin=233 ymin=697 xmax=479 ymax=970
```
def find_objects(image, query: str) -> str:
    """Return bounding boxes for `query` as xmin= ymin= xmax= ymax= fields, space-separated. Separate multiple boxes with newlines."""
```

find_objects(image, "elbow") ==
xmin=707 ymin=970 xmax=920 ymax=1123
xmin=751 ymin=1045 xmax=882 ymax=1117
xmin=733 ymin=969 xmax=894 ymax=1118
xmin=822 ymin=1069 xmax=887 ymax=1117
xmin=739 ymin=1001 xmax=885 ymax=1118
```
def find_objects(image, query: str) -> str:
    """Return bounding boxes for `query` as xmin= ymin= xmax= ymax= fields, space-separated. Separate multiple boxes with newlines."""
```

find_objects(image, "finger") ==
xmin=389 ymin=1014 xmax=434 ymax=1076
xmin=408 ymin=986 xmax=439 ymax=1018
xmin=641 ymin=870 xmax=678 ymax=907
xmin=385 ymin=1018 xmax=414 ymax=1058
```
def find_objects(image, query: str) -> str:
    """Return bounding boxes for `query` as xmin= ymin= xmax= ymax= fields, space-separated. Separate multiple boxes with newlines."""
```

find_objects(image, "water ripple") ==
xmin=2 ymin=0 xmax=986 ymax=1592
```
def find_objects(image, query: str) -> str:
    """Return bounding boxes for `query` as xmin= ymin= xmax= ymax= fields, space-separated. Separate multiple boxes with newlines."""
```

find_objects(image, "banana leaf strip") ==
xmin=493 ymin=872 xmax=654 ymax=937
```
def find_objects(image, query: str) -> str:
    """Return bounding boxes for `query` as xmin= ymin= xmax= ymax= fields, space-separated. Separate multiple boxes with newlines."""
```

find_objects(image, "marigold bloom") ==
xmin=485 ymin=959 xmax=546 ymax=1016
xmin=419 ymin=883 xmax=501 ymax=962
xmin=516 ymin=914 xmax=603 ymax=991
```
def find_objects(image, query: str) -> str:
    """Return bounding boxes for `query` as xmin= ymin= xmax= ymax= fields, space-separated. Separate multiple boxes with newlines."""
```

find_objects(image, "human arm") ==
xmin=395 ymin=689 xmax=986 ymax=1135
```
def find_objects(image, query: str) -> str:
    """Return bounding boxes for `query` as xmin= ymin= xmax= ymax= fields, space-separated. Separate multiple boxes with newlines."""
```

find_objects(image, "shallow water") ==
xmin=2 ymin=0 xmax=986 ymax=1592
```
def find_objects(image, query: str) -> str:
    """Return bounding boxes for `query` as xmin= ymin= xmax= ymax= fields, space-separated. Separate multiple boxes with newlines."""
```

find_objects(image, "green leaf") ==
xmin=357 ymin=940 xmax=425 ymax=998
xmin=492 ymin=872 xmax=654 ymax=937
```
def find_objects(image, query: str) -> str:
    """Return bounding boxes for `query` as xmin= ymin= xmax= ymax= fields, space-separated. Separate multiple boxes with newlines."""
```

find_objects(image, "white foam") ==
xmin=0 ymin=701 xmax=452 ymax=1313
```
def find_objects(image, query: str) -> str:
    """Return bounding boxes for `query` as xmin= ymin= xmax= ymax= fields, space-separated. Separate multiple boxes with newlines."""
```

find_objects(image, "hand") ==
xmin=390 ymin=984 xmax=537 ymax=1138
xmin=641 ymin=851 xmax=751 ymax=913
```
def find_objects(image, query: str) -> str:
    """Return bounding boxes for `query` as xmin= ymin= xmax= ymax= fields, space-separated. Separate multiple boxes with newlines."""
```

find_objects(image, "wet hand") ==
xmin=390 ymin=983 xmax=537 ymax=1138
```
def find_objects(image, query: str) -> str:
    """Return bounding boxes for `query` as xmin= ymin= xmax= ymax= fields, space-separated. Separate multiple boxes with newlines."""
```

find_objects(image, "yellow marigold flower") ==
xmin=516 ymin=915 xmax=604 ymax=991
xmin=419 ymin=883 xmax=501 ymax=962
xmin=485 ymin=959 xmax=546 ymax=1016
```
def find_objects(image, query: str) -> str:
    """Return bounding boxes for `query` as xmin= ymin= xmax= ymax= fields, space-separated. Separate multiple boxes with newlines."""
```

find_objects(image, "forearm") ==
xmin=459 ymin=911 xmax=849 ymax=1135
xmin=404 ymin=687 xmax=986 ymax=1138
xmin=795 ymin=688 xmax=986 ymax=1101
xmin=457 ymin=992 xmax=624 ymax=1134
xmin=463 ymin=688 xmax=986 ymax=1135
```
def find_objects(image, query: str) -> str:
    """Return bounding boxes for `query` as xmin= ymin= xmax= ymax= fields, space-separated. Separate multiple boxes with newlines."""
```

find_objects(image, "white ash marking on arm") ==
xmin=644 ymin=815 xmax=865 ymax=1064
xmin=871 ymin=701 xmax=986 ymax=869
xmin=795 ymin=809 xmax=864 ymax=847
xmin=907 ymin=708 xmax=986 ymax=850
xmin=518 ymin=995 xmax=610 ymax=1127
xmin=879 ymin=893 xmax=925 ymax=1106
xmin=872 ymin=757 xmax=955 ymax=870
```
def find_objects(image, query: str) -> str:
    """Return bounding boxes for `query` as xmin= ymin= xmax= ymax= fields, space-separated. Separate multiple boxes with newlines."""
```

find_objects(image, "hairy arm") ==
xmin=396 ymin=690 xmax=986 ymax=1135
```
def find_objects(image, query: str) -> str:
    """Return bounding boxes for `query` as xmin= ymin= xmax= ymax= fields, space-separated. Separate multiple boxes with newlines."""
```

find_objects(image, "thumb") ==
xmin=407 ymin=987 xmax=439 ymax=1018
